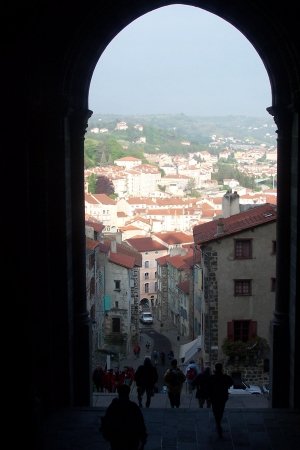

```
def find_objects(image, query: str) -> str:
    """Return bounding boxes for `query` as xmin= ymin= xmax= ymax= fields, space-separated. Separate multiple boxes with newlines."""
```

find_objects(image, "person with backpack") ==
xmin=163 ymin=358 xmax=186 ymax=408
xmin=100 ymin=383 xmax=147 ymax=450
xmin=185 ymin=359 xmax=200 ymax=393
xmin=134 ymin=356 xmax=158 ymax=408
xmin=207 ymin=362 xmax=233 ymax=438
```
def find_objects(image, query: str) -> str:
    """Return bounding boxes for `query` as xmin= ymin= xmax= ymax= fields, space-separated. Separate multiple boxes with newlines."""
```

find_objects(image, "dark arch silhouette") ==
xmin=3 ymin=3 xmax=299 ymax=448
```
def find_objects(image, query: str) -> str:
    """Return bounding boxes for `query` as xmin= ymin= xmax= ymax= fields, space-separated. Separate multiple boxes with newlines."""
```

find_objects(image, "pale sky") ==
xmin=88 ymin=5 xmax=272 ymax=118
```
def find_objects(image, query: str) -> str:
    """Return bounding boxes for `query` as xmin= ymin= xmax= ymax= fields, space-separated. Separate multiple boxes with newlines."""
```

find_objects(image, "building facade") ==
xmin=193 ymin=203 xmax=277 ymax=384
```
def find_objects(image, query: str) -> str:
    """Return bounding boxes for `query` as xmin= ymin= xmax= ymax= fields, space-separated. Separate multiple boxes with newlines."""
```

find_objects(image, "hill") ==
xmin=85 ymin=113 xmax=276 ymax=168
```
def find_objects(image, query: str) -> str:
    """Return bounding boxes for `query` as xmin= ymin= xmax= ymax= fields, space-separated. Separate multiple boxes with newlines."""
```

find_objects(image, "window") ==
xmin=144 ymin=272 xmax=149 ymax=280
xmin=145 ymin=261 xmax=149 ymax=268
xmin=154 ymin=271 xmax=157 ymax=278
xmin=115 ymin=301 xmax=119 ymax=308
xmin=234 ymin=239 xmax=252 ymax=259
xmin=234 ymin=320 xmax=250 ymax=341
xmin=114 ymin=280 xmax=121 ymax=291
xmin=227 ymin=320 xmax=257 ymax=342
xmin=154 ymin=282 xmax=158 ymax=292
xmin=271 ymin=277 xmax=276 ymax=292
xmin=112 ymin=317 xmax=120 ymax=332
xmin=145 ymin=283 xmax=149 ymax=293
xmin=234 ymin=279 xmax=252 ymax=296
xmin=272 ymin=240 xmax=277 ymax=254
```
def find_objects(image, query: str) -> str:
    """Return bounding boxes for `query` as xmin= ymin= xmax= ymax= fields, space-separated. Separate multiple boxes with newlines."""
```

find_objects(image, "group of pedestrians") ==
xmin=100 ymin=359 xmax=233 ymax=448
xmin=92 ymin=365 xmax=135 ymax=393
xmin=134 ymin=356 xmax=159 ymax=408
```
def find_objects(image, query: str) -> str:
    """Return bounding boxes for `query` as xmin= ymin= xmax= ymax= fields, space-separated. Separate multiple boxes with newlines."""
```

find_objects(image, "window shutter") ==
xmin=227 ymin=321 xmax=234 ymax=340
xmin=249 ymin=321 xmax=257 ymax=339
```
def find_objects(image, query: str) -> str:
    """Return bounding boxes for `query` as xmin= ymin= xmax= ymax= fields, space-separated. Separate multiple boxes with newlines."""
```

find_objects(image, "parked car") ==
xmin=140 ymin=311 xmax=153 ymax=324
xmin=228 ymin=381 xmax=262 ymax=395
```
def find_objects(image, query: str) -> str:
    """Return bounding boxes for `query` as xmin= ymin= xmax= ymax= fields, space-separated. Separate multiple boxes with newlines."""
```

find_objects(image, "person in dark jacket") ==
xmin=100 ymin=383 xmax=147 ymax=450
xmin=192 ymin=366 xmax=212 ymax=408
xmin=92 ymin=365 xmax=105 ymax=392
xmin=134 ymin=356 xmax=158 ymax=408
xmin=207 ymin=363 xmax=233 ymax=437
xmin=163 ymin=359 xmax=186 ymax=408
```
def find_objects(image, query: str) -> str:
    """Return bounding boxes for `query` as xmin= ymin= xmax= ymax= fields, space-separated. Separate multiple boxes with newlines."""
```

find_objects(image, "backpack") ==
xmin=166 ymin=368 xmax=182 ymax=386
xmin=186 ymin=366 xmax=197 ymax=382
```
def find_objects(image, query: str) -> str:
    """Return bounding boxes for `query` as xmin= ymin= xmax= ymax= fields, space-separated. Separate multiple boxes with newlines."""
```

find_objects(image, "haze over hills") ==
xmin=85 ymin=114 xmax=277 ymax=171
xmin=87 ymin=113 xmax=277 ymax=149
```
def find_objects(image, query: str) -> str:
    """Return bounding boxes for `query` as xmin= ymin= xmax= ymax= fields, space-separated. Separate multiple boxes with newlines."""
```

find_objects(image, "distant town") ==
xmin=85 ymin=115 xmax=277 ymax=387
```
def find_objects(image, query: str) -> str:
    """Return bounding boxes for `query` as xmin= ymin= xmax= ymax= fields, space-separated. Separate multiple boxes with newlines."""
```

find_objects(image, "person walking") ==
xmin=100 ymin=383 xmax=147 ymax=450
xmin=133 ymin=343 xmax=141 ymax=359
xmin=152 ymin=349 xmax=159 ymax=366
xmin=185 ymin=359 xmax=200 ymax=393
xmin=207 ymin=363 xmax=233 ymax=437
xmin=92 ymin=365 xmax=105 ymax=392
xmin=163 ymin=359 xmax=186 ymax=408
xmin=167 ymin=350 xmax=174 ymax=361
xmin=192 ymin=366 xmax=212 ymax=408
xmin=134 ymin=356 xmax=158 ymax=408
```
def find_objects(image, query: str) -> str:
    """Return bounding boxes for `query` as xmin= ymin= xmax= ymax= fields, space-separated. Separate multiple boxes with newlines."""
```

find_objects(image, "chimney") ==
xmin=222 ymin=189 xmax=240 ymax=218
xmin=115 ymin=231 xmax=122 ymax=244
xmin=216 ymin=218 xmax=225 ymax=236
xmin=111 ymin=240 xmax=117 ymax=253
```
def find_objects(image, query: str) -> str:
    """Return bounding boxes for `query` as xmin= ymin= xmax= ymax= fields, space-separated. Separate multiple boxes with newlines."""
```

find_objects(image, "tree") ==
xmin=87 ymin=173 xmax=97 ymax=193
xmin=185 ymin=178 xmax=196 ymax=193
xmin=95 ymin=175 xmax=115 ymax=196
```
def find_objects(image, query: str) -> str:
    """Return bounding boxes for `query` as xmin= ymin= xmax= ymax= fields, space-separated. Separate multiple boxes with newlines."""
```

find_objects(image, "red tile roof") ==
xmin=85 ymin=219 xmax=105 ymax=232
xmin=85 ymin=193 xmax=116 ymax=205
xmin=167 ymin=254 xmax=190 ymax=270
xmin=109 ymin=252 xmax=136 ymax=269
xmin=126 ymin=237 xmax=168 ymax=252
xmin=156 ymin=255 xmax=169 ymax=265
xmin=153 ymin=231 xmax=193 ymax=245
xmin=193 ymin=203 xmax=277 ymax=245
xmin=85 ymin=237 xmax=100 ymax=250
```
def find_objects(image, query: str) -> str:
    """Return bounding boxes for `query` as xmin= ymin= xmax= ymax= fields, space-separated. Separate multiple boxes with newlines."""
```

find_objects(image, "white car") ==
xmin=228 ymin=381 xmax=262 ymax=395
xmin=140 ymin=311 xmax=153 ymax=324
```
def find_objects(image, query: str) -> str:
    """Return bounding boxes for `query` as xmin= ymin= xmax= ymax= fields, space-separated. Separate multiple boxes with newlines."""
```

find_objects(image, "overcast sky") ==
xmin=88 ymin=5 xmax=272 ymax=118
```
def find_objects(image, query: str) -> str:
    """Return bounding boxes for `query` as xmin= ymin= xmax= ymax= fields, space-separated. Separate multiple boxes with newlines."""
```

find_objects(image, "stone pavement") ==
xmin=42 ymin=405 xmax=300 ymax=449
xmin=41 ymin=319 xmax=300 ymax=449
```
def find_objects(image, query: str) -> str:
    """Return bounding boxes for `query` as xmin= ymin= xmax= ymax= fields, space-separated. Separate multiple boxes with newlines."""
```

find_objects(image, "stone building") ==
xmin=193 ymin=203 xmax=277 ymax=384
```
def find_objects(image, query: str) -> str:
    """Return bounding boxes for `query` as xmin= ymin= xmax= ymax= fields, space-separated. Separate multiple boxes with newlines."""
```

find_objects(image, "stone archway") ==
xmin=63 ymin=1 xmax=299 ymax=409
xmin=5 ymin=4 xmax=299 ymax=430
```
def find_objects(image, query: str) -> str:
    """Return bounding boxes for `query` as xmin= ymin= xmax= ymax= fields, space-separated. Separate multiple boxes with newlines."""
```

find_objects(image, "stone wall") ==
xmin=225 ymin=359 xmax=269 ymax=385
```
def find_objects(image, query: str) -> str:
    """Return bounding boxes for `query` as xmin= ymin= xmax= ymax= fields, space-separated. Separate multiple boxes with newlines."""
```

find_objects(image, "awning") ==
xmin=179 ymin=336 xmax=202 ymax=362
